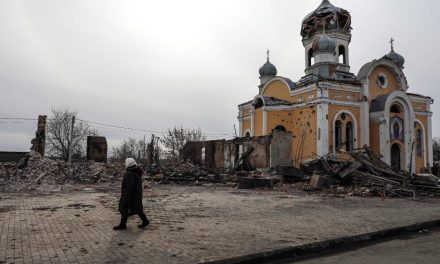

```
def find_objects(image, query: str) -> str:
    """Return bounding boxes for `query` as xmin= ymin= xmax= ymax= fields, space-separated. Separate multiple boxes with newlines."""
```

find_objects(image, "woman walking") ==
xmin=113 ymin=158 xmax=150 ymax=230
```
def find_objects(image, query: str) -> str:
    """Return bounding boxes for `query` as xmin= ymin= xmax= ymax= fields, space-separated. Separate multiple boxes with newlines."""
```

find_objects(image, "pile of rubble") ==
xmin=0 ymin=151 xmax=125 ymax=191
xmin=145 ymin=161 xmax=236 ymax=184
xmin=301 ymin=146 xmax=440 ymax=197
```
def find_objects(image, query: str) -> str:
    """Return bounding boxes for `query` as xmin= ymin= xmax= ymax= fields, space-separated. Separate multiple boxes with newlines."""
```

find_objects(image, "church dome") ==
xmin=312 ymin=34 xmax=336 ymax=52
xmin=301 ymin=0 xmax=351 ymax=39
xmin=259 ymin=59 xmax=277 ymax=77
xmin=383 ymin=49 xmax=405 ymax=69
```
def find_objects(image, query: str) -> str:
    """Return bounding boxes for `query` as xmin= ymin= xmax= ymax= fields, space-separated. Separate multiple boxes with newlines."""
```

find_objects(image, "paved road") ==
xmin=291 ymin=229 xmax=440 ymax=264
xmin=0 ymin=185 xmax=439 ymax=263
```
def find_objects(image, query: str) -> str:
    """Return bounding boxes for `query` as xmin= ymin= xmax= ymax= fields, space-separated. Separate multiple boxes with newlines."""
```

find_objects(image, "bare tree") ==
xmin=111 ymin=138 xmax=147 ymax=161
xmin=46 ymin=108 xmax=97 ymax=161
xmin=161 ymin=126 xmax=206 ymax=158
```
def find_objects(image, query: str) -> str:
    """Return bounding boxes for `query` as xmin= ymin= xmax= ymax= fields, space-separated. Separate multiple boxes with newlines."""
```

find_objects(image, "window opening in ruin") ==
xmin=346 ymin=122 xmax=354 ymax=152
xmin=335 ymin=120 xmax=342 ymax=150
xmin=201 ymin=147 xmax=206 ymax=164
xmin=390 ymin=104 xmax=402 ymax=114
xmin=338 ymin=45 xmax=346 ymax=64
xmin=308 ymin=49 xmax=314 ymax=67
xmin=416 ymin=128 xmax=423 ymax=157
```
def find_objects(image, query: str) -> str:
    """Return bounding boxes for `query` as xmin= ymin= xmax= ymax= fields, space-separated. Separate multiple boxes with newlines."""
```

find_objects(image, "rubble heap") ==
xmin=0 ymin=151 xmax=125 ymax=191
xmin=302 ymin=146 xmax=440 ymax=197
xmin=145 ymin=161 xmax=236 ymax=184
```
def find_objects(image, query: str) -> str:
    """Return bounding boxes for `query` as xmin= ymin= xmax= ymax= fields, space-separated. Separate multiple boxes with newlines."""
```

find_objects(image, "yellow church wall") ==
xmin=262 ymin=80 xmax=317 ymax=104
xmin=414 ymin=115 xmax=429 ymax=172
xmin=265 ymin=106 xmax=318 ymax=166
xmin=328 ymin=90 xmax=360 ymax=102
xmin=412 ymin=102 xmax=427 ymax=112
xmin=368 ymin=66 xmax=401 ymax=101
xmin=327 ymin=105 xmax=361 ymax=153
xmin=369 ymin=123 xmax=381 ymax=156
xmin=242 ymin=119 xmax=251 ymax=136
xmin=262 ymin=80 xmax=292 ymax=102
xmin=253 ymin=108 xmax=263 ymax=136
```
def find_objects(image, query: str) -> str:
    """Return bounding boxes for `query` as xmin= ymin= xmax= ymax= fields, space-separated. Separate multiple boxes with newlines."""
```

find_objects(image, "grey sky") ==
xmin=1 ymin=0 xmax=439 ymax=152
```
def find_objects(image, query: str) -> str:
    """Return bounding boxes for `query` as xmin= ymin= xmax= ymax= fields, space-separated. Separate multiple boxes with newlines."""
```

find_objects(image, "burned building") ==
xmin=237 ymin=0 xmax=433 ymax=173
xmin=183 ymin=130 xmax=292 ymax=171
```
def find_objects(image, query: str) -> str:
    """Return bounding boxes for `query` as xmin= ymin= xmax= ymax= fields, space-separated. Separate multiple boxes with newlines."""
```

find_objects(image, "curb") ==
xmin=200 ymin=219 xmax=440 ymax=264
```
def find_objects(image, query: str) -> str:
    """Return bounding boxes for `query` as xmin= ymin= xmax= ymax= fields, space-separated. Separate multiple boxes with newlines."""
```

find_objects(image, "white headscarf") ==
xmin=125 ymin=158 xmax=137 ymax=169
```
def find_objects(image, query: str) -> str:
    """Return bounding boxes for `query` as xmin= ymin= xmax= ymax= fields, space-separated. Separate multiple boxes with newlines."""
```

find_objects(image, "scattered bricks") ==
xmin=309 ymin=174 xmax=332 ymax=190
xmin=238 ymin=176 xmax=273 ymax=189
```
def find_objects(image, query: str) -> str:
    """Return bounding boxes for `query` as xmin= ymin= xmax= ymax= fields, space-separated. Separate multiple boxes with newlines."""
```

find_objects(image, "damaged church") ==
xmin=237 ymin=0 xmax=434 ymax=173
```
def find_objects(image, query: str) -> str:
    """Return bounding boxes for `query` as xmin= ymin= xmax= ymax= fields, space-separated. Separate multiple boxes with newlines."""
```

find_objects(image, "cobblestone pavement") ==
xmin=0 ymin=185 xmax=439 ymax=264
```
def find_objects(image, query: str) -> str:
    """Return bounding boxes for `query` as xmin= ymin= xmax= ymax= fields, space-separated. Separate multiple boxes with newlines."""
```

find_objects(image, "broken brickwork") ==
xmin=182 ymin=130 xmax=292 ymax=171
xmin=87 ymin=136 xmax=108 ymax=163
xmin=30 ymin=115 xmax=47 ymax=156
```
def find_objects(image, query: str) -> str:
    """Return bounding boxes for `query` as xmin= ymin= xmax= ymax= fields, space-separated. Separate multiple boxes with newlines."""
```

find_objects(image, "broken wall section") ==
xmin=182 ymin=130 xmax=292 ymax=171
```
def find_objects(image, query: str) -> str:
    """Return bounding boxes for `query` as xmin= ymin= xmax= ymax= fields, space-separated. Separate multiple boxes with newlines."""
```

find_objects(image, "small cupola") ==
xmin=259 ymin=51 xmax=277 ymax=77
xmin=382 ymin=38 xmax=405 ymax=69
xmin=259 ymin=50 xmax=277 ymax=89
xmin=312 ymin=34 xmax=336 ymax=53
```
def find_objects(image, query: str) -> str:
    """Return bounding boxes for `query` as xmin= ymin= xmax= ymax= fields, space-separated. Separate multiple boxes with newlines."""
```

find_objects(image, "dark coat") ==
xmin=118 ymin=165 xmax=144 ymax=217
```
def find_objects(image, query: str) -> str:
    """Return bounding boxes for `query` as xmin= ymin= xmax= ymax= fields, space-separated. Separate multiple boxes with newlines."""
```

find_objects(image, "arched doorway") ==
xmin=391 ymin=144 xmax=401 ymax=170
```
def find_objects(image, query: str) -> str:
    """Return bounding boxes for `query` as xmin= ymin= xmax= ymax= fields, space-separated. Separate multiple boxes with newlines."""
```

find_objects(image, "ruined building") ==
xmin=237 ymin=0 xmax=433 ymax=173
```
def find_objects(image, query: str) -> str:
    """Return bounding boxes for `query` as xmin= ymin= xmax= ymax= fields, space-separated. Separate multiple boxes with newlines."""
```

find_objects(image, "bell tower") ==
xmin=301 ymin=0 xmax=352 ymax=77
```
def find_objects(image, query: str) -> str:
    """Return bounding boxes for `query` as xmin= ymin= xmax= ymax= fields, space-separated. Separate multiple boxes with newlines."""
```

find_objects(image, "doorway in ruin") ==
xmin=391 ymin=143 xmax=402 ymax=170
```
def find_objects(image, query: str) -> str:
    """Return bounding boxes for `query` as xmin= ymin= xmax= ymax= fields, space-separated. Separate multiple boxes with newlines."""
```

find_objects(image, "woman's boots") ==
xmin=138 ymin=213 xmax=150 ymax=228
xmin=113 ymin=217 xmax=127 ymax=230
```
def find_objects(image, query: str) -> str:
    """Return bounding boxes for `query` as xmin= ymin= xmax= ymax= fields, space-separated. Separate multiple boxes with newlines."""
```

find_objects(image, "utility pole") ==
xmin=68 ymin=116 xmax=76 ymax=163
xmin=234 ymin=124 xmax=237 ymax=138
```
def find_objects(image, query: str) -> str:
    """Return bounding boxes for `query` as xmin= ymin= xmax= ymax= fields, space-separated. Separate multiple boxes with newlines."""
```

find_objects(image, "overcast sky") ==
xmin=1 ymin=0 xmax=439 ymax=152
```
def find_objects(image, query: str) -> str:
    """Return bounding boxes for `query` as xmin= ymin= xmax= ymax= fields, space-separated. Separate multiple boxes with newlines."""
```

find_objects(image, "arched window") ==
xmin=274 ymin=125 xmax=286 ymax=132
xmin=244 ymin=131 xmax=251 ymax=137
xmin=416 ymin=129 xmax=423 ymax=157
xmin=335 ymin=120 xmax=342 ymax=150
xmin=346 ymin=122 xmax=354 ymax=152
xmin=338 ymin=45 xmax=346 ymax=64
xmin=308 ymin=49 xmax=314 ymax=67
xmin=254 ymin=98 xmax=264 ymax=109
xmin=390 ymin=104 xmax=402 ymax=114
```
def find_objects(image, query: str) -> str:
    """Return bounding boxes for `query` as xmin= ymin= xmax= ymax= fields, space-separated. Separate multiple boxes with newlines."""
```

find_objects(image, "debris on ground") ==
xmin=0 ymin=151 xmax=124 ymax=191
xmin=300 ymin=146 xmax=440 ymax=198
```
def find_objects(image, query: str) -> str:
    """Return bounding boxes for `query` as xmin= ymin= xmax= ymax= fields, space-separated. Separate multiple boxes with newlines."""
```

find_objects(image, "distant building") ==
xmin=238 ymin=0 xmax=433 ymax=173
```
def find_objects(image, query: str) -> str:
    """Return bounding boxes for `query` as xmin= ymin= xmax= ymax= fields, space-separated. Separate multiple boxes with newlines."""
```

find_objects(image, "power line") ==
xmin=0 ymin=117 xmax=234 ymax=137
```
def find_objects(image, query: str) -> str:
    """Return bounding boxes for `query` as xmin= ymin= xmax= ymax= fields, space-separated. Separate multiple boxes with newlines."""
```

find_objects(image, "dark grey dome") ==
xmin=313 ymin=34 xmax=336 ymax=52
xmin=259 ymin=59 xmax=277 ymax=77
xmin=383 ymin=49 xmax=405 ymax=69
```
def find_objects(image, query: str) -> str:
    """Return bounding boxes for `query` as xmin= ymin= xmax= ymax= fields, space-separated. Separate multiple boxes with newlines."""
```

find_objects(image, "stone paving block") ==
xmin=0 ymin=186 xmax=439 ymax=263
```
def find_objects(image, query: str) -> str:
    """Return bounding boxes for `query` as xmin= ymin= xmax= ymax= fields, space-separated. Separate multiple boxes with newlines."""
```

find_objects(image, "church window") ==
xmin=335 ymin=120 xmax=342 ymax=150
xmin=254 ymin=98 xmax=264 ymax=109
xmin=274 ymin=125 xmax=286 ymax=132
xmin=377 ymin=74 xmax=388 ymax=88
xmin=308 ymin=49 xmax=314 ymax=67
xmin=416 ymin=128 xmax=423 ymax=157
xmin=390 ymin=104 xmax=402 ymax=114
xmin=338 ymin=46 xmax=346 ymax=64
xmin=346 ymin=122 xmax=354 ymax=152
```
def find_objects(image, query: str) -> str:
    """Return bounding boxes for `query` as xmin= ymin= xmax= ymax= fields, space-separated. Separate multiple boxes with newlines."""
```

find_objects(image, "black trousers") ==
xmin=121 ymin=212 xmax=148 ymax=223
